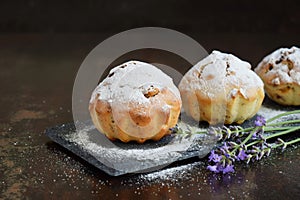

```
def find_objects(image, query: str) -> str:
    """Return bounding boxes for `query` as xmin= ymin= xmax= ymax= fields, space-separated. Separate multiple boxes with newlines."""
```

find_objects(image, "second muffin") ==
xmin=179 ymin=50 xmax=264 ymax=125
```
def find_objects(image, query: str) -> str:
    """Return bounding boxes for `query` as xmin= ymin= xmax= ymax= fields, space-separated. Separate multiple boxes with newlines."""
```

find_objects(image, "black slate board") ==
xmin=45 ymin=96 xmax=300 ymax=176
xmin=45 ymin=121 xmax=218 ymax=176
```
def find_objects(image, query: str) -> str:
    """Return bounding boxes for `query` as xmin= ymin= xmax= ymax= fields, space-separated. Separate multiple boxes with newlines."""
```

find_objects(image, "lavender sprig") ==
xmin=205 ymin=110 xmax=300 ymax=174
xmin=173 ymin=110 xmax=300 ymax=174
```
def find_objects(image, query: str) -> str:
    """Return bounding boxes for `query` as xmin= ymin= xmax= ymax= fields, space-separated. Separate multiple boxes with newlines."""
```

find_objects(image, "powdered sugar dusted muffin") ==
xmin=89 ymin=61 xmax=182 ymax=143
xmin=179 ymin=51 xmax=264 ymax=125
xmin=255 ymin=46 xmax=300 ymax=106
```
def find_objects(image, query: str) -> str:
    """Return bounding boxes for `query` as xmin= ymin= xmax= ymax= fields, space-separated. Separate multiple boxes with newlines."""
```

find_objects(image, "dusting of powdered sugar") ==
xmin=90 ymin=61 xmax=181 ymax=110
xmin=66 ymin=123 xmax=215 ymax=174
xmin=255 ymin=46 xmax=300 ymax=85
xmin=257 ymin=106 xmax=285 ymax=119
xmin=179 ymin=50 xmax=264 ymax=100
xmin=257 ymin=104 xmax=300 ymax=123
xmin=138 ymin=161 xmax=203 ymax=182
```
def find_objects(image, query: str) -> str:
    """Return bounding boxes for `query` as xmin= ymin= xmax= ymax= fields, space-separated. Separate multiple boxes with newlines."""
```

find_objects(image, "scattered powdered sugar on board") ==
xmin=258 ymin=104 xmax=300 ymax=122
xmin=65 ymin=123 xmax=216 ymax=174
xmin=257 ymin=106 xmax=285 ymax=119
xmin=138 ymin=161 xmax=203 ymax=182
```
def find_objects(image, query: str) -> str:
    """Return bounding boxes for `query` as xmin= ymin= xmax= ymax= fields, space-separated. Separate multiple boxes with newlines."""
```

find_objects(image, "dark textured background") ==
xmin=1 ymin=1 xmax=300 ymax=199
xmin=1 ymin=0 xmax=300 ymax=34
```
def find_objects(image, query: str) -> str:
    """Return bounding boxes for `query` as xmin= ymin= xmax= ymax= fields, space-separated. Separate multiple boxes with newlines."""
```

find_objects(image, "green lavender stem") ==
xmin=179 ymin=110 xmax=300 ymax=153
xmin=265 ymin=126 xmax=300 ymax=140
xmin=232 ymin=127 xmax=260 ymax=153
xmin=245 ymin=126 xmax=300 ymax=148
xmin=267 ymin=110 xmax=300 ymax=123
xmin=267 ymin=119 xmax=300 ymax=127
xmin=264 ymin=126 xmax=297 ymax=132
xmin=271 ymin=138 xmax=300 ymax=149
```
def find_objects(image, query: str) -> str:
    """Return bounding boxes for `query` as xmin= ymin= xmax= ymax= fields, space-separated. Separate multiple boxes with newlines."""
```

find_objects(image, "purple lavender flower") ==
xmin=207 ymin=163 xmax=235 ymax=174
xmin=222 ymin=164 xmax=235 ymax=174
xmin=221 ymin=142 xmax=229 ymax=151
xmin=207 ymin=165 xmax=219 ymax=173
xmin=237 ymin=149 xmax=248 ymax=161
xmin=208 ymin=150 xmax=223 ymax=163
xmin=252 ymin=131 xmax=257 ymax=138
xmin=254 ymin=116 xmax=266 ymax=127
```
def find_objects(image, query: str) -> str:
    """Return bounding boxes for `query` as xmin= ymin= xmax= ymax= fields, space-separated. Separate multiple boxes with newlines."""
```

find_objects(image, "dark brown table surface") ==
xmin=1 ymin=33 xmax=300 ymax=199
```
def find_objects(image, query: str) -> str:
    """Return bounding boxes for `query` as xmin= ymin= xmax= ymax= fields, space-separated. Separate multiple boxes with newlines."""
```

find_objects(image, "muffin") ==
xmin=89 ymin=61 xmax=182 ymax=143
xmin=255 ymin=46 xmax=300 ymax=106
xmin=179 ymin=50 xmax=264 ymax=125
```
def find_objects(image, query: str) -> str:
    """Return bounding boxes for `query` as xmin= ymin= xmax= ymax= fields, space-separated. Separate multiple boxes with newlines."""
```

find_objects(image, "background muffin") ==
xmin=179 ymin=51 xmax=264 ymax=125
xmin=255 ymin=46 xmax=300 ymax=106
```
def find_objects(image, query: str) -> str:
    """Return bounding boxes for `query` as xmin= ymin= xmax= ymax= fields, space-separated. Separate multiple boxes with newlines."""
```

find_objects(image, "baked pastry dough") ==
xmin=179 ymin=51 xmax=264 ymax=124
xmin=255 ymin=46 xmax=300 ymax=106
xmin=89 ymin=61 xmax=182 ymax=143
